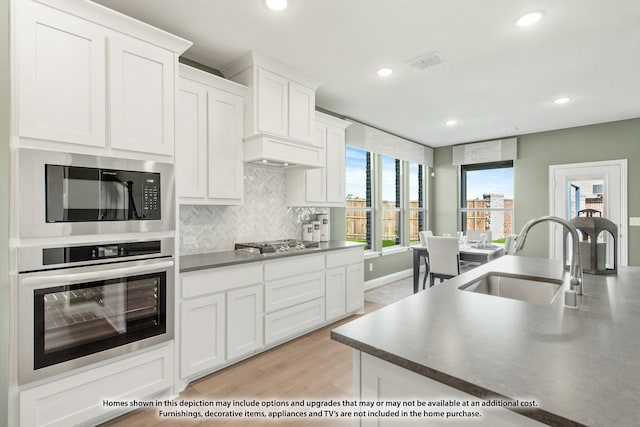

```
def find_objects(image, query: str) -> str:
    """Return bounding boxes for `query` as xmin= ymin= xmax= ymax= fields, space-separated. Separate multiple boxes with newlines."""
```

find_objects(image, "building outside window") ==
xmin=460 ymin=161 xmax=514 ymax=242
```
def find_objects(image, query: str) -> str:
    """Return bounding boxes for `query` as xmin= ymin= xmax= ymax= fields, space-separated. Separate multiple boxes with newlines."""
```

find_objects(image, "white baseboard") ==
xmin=364 ymin=265 xmax=425 ymax=291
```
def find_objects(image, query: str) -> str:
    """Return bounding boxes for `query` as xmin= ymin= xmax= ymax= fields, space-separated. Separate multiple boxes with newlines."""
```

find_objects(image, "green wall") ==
xmin=433 ymin=118 xmax=640 ymax=265
xmin=0 ymin=0 xmax=10 ymax=423
xmin=330 ymin=207 xmax=414 ymax=281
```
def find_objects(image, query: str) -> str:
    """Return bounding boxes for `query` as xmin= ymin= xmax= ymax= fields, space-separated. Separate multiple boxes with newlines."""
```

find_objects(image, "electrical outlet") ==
xmin=630 ymin=217 xmax=640 ymax=227
xmin=369 ymin=263 xmax=373 ymax=272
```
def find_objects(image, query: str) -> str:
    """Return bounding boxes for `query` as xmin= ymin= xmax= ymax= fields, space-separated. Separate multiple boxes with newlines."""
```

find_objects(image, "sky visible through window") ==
xmin=346 ymin=147 xmax=422 ymax=202
xmin=466 ymin=167 xmax=514 ymax=200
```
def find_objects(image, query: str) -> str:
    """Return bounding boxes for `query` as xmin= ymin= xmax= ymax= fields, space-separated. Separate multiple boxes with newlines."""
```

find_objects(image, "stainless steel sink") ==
xmin=459 ymin=274 xmax=563 ymax=304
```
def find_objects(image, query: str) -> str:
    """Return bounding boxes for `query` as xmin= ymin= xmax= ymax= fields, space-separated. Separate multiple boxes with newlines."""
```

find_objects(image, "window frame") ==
xmin=345 ymin=147 xmax=374 ymax=251
xmin=346 ymin=146 xmax=428 ymax=253
xmin=408 ymin=162 xmax=426 ymax=244
xmin=459 ymin=160 xmax=514 ymax=241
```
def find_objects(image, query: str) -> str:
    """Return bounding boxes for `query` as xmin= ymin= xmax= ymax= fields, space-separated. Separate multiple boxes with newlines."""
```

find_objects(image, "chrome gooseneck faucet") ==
xmin=514 ymin=215 xmax=583 ymax=295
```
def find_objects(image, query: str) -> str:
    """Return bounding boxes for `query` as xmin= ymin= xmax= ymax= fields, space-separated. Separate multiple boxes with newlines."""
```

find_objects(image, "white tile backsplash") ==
xmin=179 ymin=167 xmax=326 ymax=254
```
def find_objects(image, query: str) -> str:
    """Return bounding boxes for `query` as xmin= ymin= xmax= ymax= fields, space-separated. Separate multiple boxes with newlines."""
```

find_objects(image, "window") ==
xmin=381 ymin=155 xmax=401 ymax=248
xmin=346 ymin=146 xmax=427 ymax=251
xmin=346 ymin=146 xmax=372 ymax=250
xmin=460 ymin=161 xmax=514 ymax=243
xmin=409 ymin=162 xmax=425 ymax=244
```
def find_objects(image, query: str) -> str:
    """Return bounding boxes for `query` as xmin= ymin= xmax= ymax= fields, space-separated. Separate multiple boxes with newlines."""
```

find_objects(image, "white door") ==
xmin=325 ymin=267 xmax=346 ymax=321
xmin=549 ymin=160 xmax=627 ymax=266
xmin=288 ymin=81 xmax=315 ymax=143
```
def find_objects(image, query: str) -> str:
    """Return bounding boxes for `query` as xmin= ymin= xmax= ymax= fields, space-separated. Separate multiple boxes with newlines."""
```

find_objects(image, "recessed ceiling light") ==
xmin=263 ymin=0 xmax=288 ymax=12
xmin=445 ymin=119 xmax=458 ymax=127
xmin=376 ymin=67 xmax=393 ymax=78
xmin=554 ymin=97 xmax=572 ymax=105
xmin=515 ymin=11 xmax=544 ymax=27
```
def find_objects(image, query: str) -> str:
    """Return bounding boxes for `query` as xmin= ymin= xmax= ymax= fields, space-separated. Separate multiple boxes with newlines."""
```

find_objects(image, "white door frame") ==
xmin=549 ymin=159 xmax=628 ymax=266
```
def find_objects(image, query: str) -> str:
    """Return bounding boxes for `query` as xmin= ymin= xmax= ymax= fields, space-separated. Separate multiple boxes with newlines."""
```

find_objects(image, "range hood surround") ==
xmin=223 ymin=51 xmax=322 ymax=169
xmin=244 ymin=134 xmax=322 ymax=169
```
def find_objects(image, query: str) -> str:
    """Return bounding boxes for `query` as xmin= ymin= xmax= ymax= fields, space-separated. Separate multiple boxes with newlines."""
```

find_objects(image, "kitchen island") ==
xmin=331 ymin=255 xmax=640 ymax=426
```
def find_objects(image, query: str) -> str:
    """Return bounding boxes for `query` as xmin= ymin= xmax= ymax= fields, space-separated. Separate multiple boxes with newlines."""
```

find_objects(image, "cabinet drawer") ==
xmin=181 ymin=263 xmax=262 ymax=299
xmin=20 ymin=345 xmax=172 ymax=427
xmin=326 ymin=248 xmax=363 ymax=269
xmin=265 ymin=270 xmax=324 ymax=313
xmin=265 ymin=298 xmax=325 ymax=346
xmin=264 ymin=254 xmax=324 ymax=281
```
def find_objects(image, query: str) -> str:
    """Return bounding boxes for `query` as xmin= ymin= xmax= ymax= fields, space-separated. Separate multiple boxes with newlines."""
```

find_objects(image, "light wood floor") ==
xmin=101 ymin=301 xmax=384 ymax=427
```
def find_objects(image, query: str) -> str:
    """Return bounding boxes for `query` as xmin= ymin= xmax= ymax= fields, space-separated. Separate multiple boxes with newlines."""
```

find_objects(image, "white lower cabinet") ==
xmin=178 ymin=249 xmax=364 ymax=384
xmin=265 ymin=298 xmax=325 ymax=345
xmin=325 ymin=267 xmax=347 ymax=321
xmin=227 ymin=284 xmax=264 ymax=360
xmin=179 ymin=264 xmax=262 ymax=380
xmin=180 ymin=294 xmax=225 ymax=378
xmin=20 ymin=344 xmax=173 ymax=427
xmin=263 ymin=255 xmax=326 ymax=345
xmin=326 ymin=248 xmax=364 ymax=320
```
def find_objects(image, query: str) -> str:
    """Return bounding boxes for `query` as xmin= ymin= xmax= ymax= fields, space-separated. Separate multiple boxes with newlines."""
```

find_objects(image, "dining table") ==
xmin=410 ymin=243 xmax=505 ymax=293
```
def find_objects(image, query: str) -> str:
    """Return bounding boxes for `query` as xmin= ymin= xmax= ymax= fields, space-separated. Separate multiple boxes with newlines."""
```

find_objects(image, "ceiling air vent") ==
xmin=407 ymin=52 xmax=443 ymax=70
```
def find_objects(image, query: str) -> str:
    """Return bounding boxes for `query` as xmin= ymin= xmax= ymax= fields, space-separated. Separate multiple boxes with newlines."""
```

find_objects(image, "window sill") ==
xmin=364 ymin=246 xmax=412 ymax=259
xmin=382 ymin=246 xmax=410 ymax=256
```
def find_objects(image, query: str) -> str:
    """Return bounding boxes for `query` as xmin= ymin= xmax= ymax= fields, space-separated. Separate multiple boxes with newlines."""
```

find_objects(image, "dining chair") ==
xmin=418 ymin=230 xmax=433 ymax=289
xmin=426 ymin=236 xmax=460 ymax=287
xmin=504 ymin=234 xmax=517 ymax=254
xmin=466 ymin=230 xmax=493 ymax=244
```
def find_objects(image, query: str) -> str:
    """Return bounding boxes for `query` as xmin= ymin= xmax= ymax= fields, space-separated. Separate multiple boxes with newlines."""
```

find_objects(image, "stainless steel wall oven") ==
xmin=18 ymin=239 xmax=174 ymax=384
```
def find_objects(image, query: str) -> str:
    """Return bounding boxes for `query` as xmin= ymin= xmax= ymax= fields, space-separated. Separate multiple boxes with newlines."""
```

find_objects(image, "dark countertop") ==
xmin=331 ymin=255 xmax=640 ymax=427
xmin=180 ymin=240 xmax=364 ymax=272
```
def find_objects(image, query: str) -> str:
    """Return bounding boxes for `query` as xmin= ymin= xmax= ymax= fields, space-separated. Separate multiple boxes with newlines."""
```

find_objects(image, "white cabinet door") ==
xmin=325 ymin=267 xmax=346 ymax=321
xmin=227 ymin=284 xmax=263 ymax=360
xmin=208 ymin=87 xmax=244 ymax=202
xmin=256 ymin=68 xmax=288 ymax=137
xmin=326 ymin=125 xmax=346 ymax=204
xmin=288 ymin=81 xmax=315 ymax=143
xmin=180 ymin=294 xmax=226 ymax=378
xmin=346 ymin=262 xmax=364 ymax=313
xmin=177 ymin=78 xmax=208 ymax=199
xmin=108 ymin=36 xmax=175 ymax=156
xmin=305 ymin=125 xmax=327 ymax=203
xmin=18 ymin=4 xmax=106 ymax=147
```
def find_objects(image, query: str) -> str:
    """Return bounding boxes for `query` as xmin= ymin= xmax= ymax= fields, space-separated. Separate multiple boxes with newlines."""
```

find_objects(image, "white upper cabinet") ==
xmin=256 ymin=68 xmax=289 ymax=137
xmin=17 ymin=4 xmax=106 ymax=148
xmin=286 ymin=112 xmax=350 ymax=207
xmin=108 ymin=36 xmax=175 ymax=156
xmin=177 ymin=78 xmax=208 ymax=199
xmin=287 ymin=81 xmax=316 ymax=143
xmin=222 ymin=51 xmax=323 ymax=168
xmin=13 ymin=0 xmax=192 ymax=160
xmin=177 ymin=64 xmax=246 ymax=205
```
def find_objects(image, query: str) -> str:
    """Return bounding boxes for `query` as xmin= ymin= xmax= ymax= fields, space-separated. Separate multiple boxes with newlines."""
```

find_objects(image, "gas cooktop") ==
xmin=234 ymin=239 xmax=319 ymax=254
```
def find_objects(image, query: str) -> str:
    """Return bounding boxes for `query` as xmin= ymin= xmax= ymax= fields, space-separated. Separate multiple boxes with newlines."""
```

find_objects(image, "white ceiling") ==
xmin=92 ymin=0 xmax=640 ymax=148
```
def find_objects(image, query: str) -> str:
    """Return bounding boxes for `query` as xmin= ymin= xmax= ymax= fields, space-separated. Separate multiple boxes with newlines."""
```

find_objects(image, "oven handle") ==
xmin=21 ymin=260 xmax=174 ymax=287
